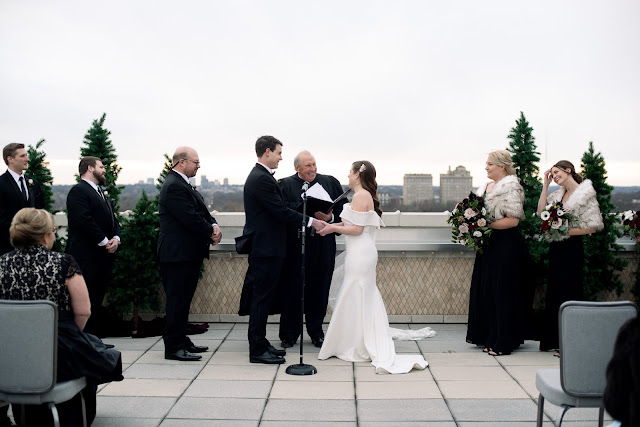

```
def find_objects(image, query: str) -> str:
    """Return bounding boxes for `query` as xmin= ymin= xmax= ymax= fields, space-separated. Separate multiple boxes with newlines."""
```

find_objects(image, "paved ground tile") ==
xmin=356 ymin=381 xmax=442 ymax=399
xmin=160 ymin=421 xmax=257 ymax=427
xmin=504 ymin=364 xmax=558 ymax=382
xmin=93 ymin=418 xmax=161 ymax=427
xmin=354 ymin=366 xmax=435 ymax=382
xmin=183 ymin=379 xmax=272 ymax=398
xmin=430 ymin=366 xmax=512 ymax=381
xmin=423 ymin=353 xmax=500 ymax=367
xmin=262 ymin=399 xmax=356 ymax=422
xmin=356 ymin=399 xmax=453 ymax=422
xmin=437 ymin=380 xmax=529 ymax=399
xmin=166 ymin=397 xmax=265 ymax=420
xmin=269 ymin=380 xmax=354 ymax=399
xmin=124 ymin=363 xmax=204 ymax=379
xmin=275 ymin=364 xmax=353 ymax=381
xmin=197 ymin=364 xmax=278 ymax=381
xmin=96 ymin=396 xmax=177 ymax=418
xmin=446 ymin=399 xmax=544 ymax=422
xmin=99 ymin=379 xmax=191 ymax=397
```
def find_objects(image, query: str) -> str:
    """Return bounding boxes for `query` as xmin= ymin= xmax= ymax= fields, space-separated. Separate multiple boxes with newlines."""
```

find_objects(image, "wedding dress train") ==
xmin=318 ymin=204 xmax=435 ymax=374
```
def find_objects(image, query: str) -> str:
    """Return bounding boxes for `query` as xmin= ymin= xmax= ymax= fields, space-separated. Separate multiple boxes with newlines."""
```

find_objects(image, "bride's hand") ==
xmin=317 ymin=222 xmax=335 ymax=236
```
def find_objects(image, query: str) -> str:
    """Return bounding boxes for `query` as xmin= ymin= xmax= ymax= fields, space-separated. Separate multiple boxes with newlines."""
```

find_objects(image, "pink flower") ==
xmin=551 ymin=219 xmax=562 ymax=229
xmin=477 ymin=218 xmax=487 ymax=227
xmin=459 ymin=224 xmax=469 ymax=233
xmin=464 ymin=208 xmax=476 ymax=219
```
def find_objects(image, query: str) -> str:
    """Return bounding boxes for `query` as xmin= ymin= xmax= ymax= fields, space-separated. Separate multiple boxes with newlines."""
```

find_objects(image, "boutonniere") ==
xmin=27 ymin=178 xmax=34 ymax=186
xmin=103 ymin=190 xmax=109 ymax=198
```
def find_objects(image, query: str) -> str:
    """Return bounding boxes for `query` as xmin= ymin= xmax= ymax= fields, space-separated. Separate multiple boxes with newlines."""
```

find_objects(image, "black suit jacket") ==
xmin=242 ymin=164 xmax=306 ymax=258
xmin=66 ymin=180 xmax=122 ymax=262
xmin=157 ymin=170 xmax=216 ymax=263
xmin=0 ymin=171 xmax=45 ymax=254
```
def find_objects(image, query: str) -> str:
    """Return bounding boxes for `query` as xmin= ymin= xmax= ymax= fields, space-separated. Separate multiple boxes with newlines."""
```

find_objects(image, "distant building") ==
xmin=223 ymin=178 xmax=229 ymax=186
xmin=440 ymin=165 xmax=473 ymax=205
xmin=201 ymin=175 xmax=209 ymax=187
xmin=379 ymin=192 xmax=390 ymax=206
xmin=403 ymin=174 xmax=433 ymax=205
xmin=146 ymin=178 xmax=154 ymax=185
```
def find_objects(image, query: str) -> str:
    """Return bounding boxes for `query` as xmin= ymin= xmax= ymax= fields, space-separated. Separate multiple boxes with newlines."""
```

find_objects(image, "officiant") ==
xmin=276 ymin=151 xmax=348 ymax=348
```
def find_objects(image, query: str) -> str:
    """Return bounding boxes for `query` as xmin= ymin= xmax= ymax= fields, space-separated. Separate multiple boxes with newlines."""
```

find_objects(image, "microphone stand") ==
xmin=286 ymin=182 xmax=317 ymax=376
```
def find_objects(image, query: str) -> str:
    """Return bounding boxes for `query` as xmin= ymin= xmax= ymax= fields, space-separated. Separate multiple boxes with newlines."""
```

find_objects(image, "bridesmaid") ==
xmin=538 ymin=160 xmax=603 ymax=356
xmin=467 ymin=150 xmax=528 ymax=356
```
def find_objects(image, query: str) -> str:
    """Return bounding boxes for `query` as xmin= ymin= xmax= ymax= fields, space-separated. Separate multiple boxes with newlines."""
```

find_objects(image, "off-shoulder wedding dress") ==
xmin=318 ymin=204 xmax=435 ymax=374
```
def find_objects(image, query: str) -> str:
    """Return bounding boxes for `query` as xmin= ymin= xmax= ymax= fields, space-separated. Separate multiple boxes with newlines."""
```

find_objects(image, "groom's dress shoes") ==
xmin=280 ymin=339 xmax=296 ymax=348
xmin=268 ymin=345 xmax=286 ymax=357
xmin=165 ymin=349 xmax=202 ymax=361
xmin=186 ymin=344 xmax=209 ymax=353
xmin=250 ymin=351 xmax=285 ymax=364
xmin=311 ymin=337 xmax=324 ymax=348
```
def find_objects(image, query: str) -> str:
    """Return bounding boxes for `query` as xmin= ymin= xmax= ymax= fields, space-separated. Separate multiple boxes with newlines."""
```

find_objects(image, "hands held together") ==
xmin=211 ymin=224 xmax=222 ymax=245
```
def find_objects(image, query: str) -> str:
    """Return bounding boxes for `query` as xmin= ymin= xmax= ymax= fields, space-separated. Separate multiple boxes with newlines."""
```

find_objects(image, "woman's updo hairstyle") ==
xmin=488 ymin=150 xmax=516 ymax=176
xmin=553 ymin=160 xmax=583 ymax=184
xmin=351 ymin=160 xmax=382 ymax=217
xmin=9 ymin=208 xmax=55 ymax=249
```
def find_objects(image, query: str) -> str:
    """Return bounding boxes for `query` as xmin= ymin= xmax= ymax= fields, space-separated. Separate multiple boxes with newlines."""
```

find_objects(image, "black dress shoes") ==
xmin=311 ymin=337 xmax=324 ymax=348
xmin=250 ymin=350 xmax=285 ymax=364
xmin=280 ymin=339 xmax=296 ymax=348
xmin=104 ymin=343 xmax=115 ymax=349
xmin=268 ymin=345 xmax=286 ymax=357
xmin=186 ymin=344 xmax=209 ymax=353
xmin=165 ymin=349 xmax=202 ymax=361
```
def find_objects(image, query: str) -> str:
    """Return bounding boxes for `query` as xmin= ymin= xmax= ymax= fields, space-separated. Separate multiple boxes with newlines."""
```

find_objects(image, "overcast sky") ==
xmin=1 ymin=0 xmax=639 ymax=187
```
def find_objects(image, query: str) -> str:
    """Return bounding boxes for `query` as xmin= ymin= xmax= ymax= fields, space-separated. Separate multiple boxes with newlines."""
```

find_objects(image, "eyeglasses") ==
xmin=51 ymin=227 xmax=58 ymax=234
xmin=181 ymin=159 xmax=200 ymax=166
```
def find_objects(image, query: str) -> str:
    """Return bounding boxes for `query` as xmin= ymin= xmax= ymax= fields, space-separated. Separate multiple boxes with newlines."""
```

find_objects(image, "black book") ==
xmin=305 ymin=188 xmax=352 ymax=214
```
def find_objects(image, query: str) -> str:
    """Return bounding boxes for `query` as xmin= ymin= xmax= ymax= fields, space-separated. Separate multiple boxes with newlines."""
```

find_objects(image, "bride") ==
xmin=317 ymin=161 xmax=435 ymax=374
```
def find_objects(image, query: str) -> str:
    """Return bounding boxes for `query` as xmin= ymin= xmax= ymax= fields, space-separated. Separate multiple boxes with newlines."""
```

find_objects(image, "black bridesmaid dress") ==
xmin=539 ymin=236 xmax=584 ymax=351
xmin=466 ymin=252 xmax=490 ymax=346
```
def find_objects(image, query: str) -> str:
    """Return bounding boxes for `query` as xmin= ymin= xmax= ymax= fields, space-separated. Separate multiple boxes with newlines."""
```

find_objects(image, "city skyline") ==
xmin=2 ymin=1 xmax=639 ymax=187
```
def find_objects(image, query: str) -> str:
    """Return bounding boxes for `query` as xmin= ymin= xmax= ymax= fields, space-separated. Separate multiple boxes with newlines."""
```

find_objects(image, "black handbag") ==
xmin=234 ymin=231 xmax=254 ymax=254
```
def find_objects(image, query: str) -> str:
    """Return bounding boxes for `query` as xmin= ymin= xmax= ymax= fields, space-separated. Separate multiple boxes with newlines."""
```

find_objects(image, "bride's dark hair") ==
xmin=352 ymin=160 xmax=382 ymax=217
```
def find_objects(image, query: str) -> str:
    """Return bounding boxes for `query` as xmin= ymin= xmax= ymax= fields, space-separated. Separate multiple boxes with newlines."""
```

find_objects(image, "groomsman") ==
xmin=66 ymin=156 xmax=121 ymax=337
xmin=238 ymin=136 xmax=324 ymax=364
xmin=277 ymin=151 xmax=347 ymax=348
xmin=0 ymin=143 xmax=45 ymax=255
xmin=158 ymin=146 xmax=221 ymax=361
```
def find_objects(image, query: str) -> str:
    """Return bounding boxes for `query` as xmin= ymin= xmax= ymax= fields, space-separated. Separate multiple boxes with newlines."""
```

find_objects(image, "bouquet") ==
xmin=446 ymin=192 xmax=492 ymax=253
xmin=621 ymin=210 xmax=640 ymax=240
xmin=539 ymin=201 xmax=579 ymax=242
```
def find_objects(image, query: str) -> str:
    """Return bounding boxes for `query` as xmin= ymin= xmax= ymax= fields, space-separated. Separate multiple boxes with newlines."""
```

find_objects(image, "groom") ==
xmin=238 ymin=136 xmax=325 ymax=364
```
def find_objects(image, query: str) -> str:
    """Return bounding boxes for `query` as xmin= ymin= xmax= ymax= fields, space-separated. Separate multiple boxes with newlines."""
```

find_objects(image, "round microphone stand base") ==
xmin=286 ymin=363 xmax=317 ymax=376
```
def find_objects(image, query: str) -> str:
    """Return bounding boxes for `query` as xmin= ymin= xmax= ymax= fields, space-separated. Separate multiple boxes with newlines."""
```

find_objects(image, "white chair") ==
xmin=535 ymin=300 xmax=638 ymax=427
xmin=0 ymin=300 xmax=87 ymax=427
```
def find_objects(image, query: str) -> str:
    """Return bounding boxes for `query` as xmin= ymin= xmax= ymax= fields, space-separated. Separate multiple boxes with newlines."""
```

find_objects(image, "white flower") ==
xmin=28 ymin=178 xmax=34 ymax=185
xmin=452 ymin=208 xmax=458 ymax=215
xmin=557 ymin=209 xmax=564 ymax=217
xmin=477 ymin=218 xmax=487 ymax=227
xmin=623 ymin=210 xmax=634 ymax=220
xmin=103 ymin=191 xmax=109 ymax=197
xmin=458 ymin=224 xmax=469 ymax=233
xmin=481 ymin=207 xmax=487 ymax=216
xmin=540 ymin=211 xmax=551 ymax=221
xmin=444 ymin=210 xmax=452 ymax=217
xmin=473 ymin=231 xmax=482 ymax=237
xmin=545 ymin=203 xmax=553 ymax=210
xmin=464 ymin=208 xmax=476 ymax=219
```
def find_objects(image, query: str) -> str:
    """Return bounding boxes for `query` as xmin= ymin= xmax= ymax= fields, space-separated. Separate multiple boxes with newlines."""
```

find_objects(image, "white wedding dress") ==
xmin=318 ymin=204 xmax=435 ymax=374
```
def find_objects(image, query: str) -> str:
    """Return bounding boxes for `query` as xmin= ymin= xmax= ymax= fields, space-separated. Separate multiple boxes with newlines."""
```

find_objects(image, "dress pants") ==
xmin=160 ymin=261 xmax=202 ymax=353
xmin=247 ymin=255 xmax=284 ymax=356
xmin=279 ymin=238 xmax=335 ymax=341
xmin=77 ymin=256 xmax=112 ymax=337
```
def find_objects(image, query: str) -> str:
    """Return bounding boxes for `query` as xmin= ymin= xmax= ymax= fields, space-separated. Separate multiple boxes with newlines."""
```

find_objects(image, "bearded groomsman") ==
xmin=158 ymin=146 xmax=221 ymax=361
xmin=66 ymin=156 xmax=121 ymax=338
xmin=0 ymin=143 xmax=45 ymax=255
xmin=277 ymin=151 xmax=348 ymax=348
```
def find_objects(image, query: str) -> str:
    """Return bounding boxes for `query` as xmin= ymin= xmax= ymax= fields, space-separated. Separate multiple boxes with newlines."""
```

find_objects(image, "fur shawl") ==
xmin=476 ymin=175 xmax=525 ymax=220
xmin=547 ymin=179 xmax=604 ymax=231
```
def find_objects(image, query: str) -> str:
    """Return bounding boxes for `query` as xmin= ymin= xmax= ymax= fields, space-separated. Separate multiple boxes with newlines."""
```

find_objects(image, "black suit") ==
xmin=66 ymin=180 xmax=121 ymax=336
xmin=0 ymin=171 xmax=45 ymax=255
xmin=158 ymin=170 xmax=216 ymax=353
xmin=239 ymin=164 xmax=307 ymax=356
xmin=277 ymin=173 xmax=347 ymax=342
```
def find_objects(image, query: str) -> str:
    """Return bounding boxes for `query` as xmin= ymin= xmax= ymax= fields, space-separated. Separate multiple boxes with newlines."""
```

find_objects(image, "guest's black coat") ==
xmin=66 ymin=180 xmax=121 ymax=263
xmin=0 ymin=171 xmax=45 ymax=255
xmin=157 ymin=170 xmax=215 ymax=263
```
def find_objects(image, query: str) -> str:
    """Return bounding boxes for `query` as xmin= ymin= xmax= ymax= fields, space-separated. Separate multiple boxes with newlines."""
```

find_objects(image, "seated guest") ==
xmin=0 ymin=208 xmax=123 ymax=427
xmin=604 ymin=315 xmax=640 ymax=427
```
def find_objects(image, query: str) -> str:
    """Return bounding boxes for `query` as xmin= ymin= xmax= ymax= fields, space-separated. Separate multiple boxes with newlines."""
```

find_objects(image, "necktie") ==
xmin=97 ymin=186 xmax=105 ymax=199
xmin=19 ymin=176 xmax=28 ymax=201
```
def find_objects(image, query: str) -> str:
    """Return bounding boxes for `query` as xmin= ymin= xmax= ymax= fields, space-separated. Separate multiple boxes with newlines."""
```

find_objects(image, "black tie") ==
xmin=19 ymin=176 xmax=28 ymax=201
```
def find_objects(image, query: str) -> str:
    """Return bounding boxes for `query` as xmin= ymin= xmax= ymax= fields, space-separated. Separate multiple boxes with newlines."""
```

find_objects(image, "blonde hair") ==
xmin=9 ymin=208 xmax=55 ymax=249
xmin=488 ymin=150 xmax=516 ymax=176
